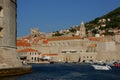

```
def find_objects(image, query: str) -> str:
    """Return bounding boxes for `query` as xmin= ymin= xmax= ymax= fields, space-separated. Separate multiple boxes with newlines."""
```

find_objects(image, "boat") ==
xmin=91 ymin=64 xmax=112 ymax=70
xmin=113 ymin=62 xmax=120 ymax=67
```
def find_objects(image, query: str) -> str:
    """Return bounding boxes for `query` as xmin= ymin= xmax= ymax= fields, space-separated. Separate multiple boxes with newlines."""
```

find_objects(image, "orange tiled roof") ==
xmin=42 ymin=53 xmax=58 ymax=56
xmin=42 ymin=38 xmax=48 ymax=44
xmin=88 ymin=37 xmax=102 ymax=41
xmin=32 ymin=36 xmax=82 ymax=43
xmin=17 ymin=48 xmax=38 ymax=52
xmin=88 ymin=37 xmax=112 ymax=42
xmin=47 ymin=36 xmax=82 ymax=41
xmin=33 ymin=36 xmax=42 ymax=44
xmin=88 ymin=44 xmax=97 ymax=47
xmin=17 ymin=40 xmax=31 ymax=46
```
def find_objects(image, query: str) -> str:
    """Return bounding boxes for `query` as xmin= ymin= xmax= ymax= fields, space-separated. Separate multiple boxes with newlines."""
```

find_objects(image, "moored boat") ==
xmin=91 ymin=64 xmax=112 ymax=70
xmin=113 ymin=62 xmax=120 ymax=67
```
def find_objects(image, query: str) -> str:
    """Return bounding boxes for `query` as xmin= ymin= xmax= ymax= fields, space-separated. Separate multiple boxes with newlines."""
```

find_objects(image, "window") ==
xmin=0 ymin=6 xmax=3 ymax=38
xmin=70 ymin=51 xmax=77 ymax=53
xmin=0 ymin=6 xmax=3 ymax=17
xmin=90 ymin=56 xmax=92 ymax=58
xmin=61 ymin=51 xmax=67 ymax=53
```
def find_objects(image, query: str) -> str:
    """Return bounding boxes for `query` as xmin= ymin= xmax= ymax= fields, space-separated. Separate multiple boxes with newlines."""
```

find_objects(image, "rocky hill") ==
xmin=52 ymin=7 xmax=120 ymax=37
xmin=86 ymin=7 xmax=120 ymax=35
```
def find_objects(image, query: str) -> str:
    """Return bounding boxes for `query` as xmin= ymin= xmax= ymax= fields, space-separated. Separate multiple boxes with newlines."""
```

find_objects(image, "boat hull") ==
xmin=92 ymin=65 xmax=111 ymax=70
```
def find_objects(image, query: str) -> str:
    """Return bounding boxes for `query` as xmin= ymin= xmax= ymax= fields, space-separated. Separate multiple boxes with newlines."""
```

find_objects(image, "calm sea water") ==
xmin=0 ymin=63 xmax=120 ymax=80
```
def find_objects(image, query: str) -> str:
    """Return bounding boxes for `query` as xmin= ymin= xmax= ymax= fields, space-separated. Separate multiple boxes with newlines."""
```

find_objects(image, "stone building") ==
xmin=88 ymin=37 xmax=120 ymax=62
xmin=17 ymin=25 xmax=120 ymax=63
xmin=17 ymin=48 xmax=41 ymax=63
xmin=113 ymin=34 xmax=120 ymax=43
xmin=17 ymin=34 xmax=98 ymax=63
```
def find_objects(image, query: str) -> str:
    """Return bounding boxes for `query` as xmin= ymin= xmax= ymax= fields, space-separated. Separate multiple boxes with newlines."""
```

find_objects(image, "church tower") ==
xmin=79 ymin=22 xmax=86 ymax=37
xmin=0 ymin=0 xmax=22 ymax=68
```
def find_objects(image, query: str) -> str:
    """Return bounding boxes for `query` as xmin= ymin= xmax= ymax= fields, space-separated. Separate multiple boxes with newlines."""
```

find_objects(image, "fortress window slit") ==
xmin=0 ymin=6 xmax=3 ymax=17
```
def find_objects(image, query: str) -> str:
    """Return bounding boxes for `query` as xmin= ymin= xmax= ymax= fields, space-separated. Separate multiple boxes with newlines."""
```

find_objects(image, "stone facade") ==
xmin=17 ymin=35 xmax=101 ymax=63
xmin=18 ymin=48 xmax=41 ymax=63
xmin=0 ymin=0 xmax=22 ymax=69
xmin=17 ymin=27 xmax=120 ymax=63
xmin=113 ymin=34 xmax=120 ymax=43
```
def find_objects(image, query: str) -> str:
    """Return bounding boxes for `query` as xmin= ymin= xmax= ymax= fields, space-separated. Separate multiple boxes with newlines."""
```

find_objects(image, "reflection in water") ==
xmin=0 ymin=77 xmax=17 ymax=80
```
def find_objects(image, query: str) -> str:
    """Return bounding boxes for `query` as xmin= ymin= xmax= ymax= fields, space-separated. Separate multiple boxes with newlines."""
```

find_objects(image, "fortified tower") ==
xmin=0 ymin=0 xmax=22 ymax=68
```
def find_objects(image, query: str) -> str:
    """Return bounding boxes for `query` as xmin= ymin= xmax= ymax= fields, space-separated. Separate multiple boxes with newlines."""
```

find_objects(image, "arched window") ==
xmin=31 ymin=57 xmax=33 ymax=60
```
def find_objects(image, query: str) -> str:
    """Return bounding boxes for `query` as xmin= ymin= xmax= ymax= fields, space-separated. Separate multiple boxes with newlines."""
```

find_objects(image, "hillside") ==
xmin=86 ymin=7 xmax=120 ymax=35
xmin=52 ymin=7 xmax=120 ymax=36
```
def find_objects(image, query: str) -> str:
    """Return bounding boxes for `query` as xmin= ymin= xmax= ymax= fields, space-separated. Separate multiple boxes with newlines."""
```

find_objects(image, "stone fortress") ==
xmin=0 ymin=0 xmax=22 ymax=68
xmin=0 ymin=0 xmax=31 ymax=77
xmin=17 ymin=21 xmax=120 ymax=63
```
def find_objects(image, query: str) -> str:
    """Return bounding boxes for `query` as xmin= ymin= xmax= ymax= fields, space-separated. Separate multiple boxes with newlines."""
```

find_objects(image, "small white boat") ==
xmin=91 ymin=64 xmax=112 ymax=70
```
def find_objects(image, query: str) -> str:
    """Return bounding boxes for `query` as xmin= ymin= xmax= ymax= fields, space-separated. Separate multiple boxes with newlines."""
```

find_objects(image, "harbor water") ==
xmin=0 ymin=63 xmax=120 ymax=80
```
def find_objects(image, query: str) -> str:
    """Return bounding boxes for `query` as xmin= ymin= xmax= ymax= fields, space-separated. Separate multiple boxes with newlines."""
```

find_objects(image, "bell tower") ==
xmin=0 ymin=0 xmax=22 ymax=68
xmin=79 ymin=22 xmax=86 ymax=37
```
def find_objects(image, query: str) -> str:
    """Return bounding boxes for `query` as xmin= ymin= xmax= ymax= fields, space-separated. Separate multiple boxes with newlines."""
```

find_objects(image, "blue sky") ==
xmin=17 ymin=0 xmax=120 ymax=37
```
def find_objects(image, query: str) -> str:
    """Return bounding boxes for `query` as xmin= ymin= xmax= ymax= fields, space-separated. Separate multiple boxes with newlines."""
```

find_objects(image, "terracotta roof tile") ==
xmin=88 ymin=37 xmax=112 ymax=42
xmin=88 ymin=44 xmax=97 ymax=47
xmin=33 ymin=36 xmax=42 ymax=44
xmin=17 ymin=48 xmax=38 ymax=52
xmin=47 ymin=36 xmax=82 ymax=41
xmin=42 ymin=38 xmax=48 ymax=44
xmin=41 ymin=54 xmax=58 ymax=56
xmin=88 ymin=37 xmax=102 ymax=41
xmin=17 ymin=40 xmax=31 ymax=46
